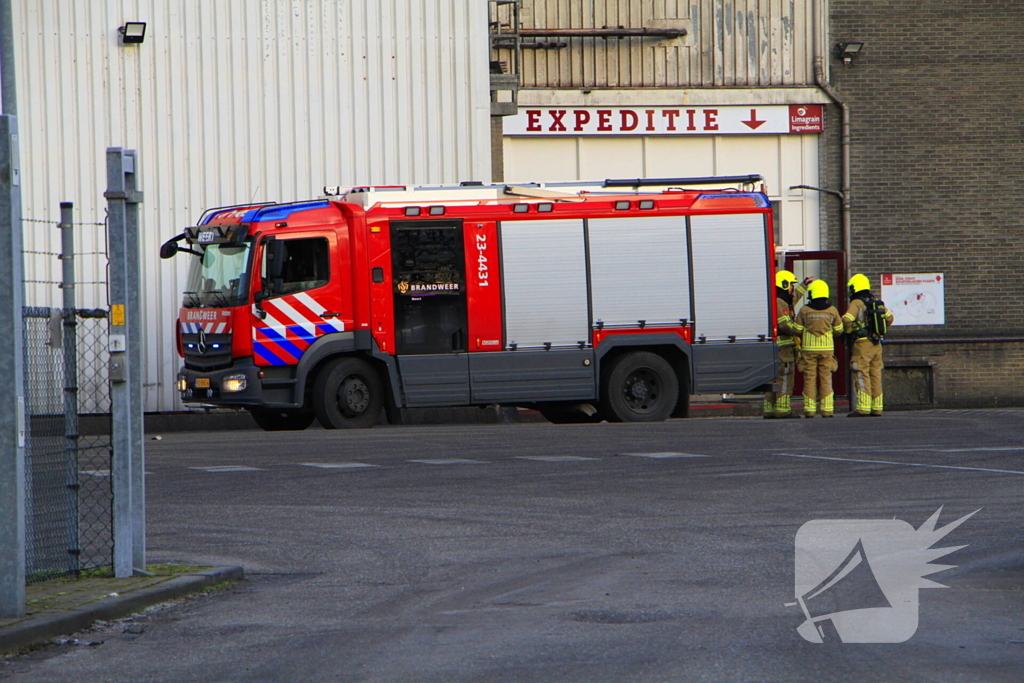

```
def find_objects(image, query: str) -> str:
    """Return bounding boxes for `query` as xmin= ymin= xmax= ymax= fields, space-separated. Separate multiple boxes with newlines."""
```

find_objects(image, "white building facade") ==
xmin=493 ymin=0 xmax=833 ymax=257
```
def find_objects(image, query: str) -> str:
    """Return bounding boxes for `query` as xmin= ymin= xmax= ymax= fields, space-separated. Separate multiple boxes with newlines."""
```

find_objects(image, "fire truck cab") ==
xmin=161 ymin=176 xmax=779 ymax=430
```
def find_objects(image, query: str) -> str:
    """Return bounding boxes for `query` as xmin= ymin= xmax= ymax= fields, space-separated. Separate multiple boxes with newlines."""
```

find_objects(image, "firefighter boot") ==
xmin=774 ymin=393 xmax=796 ymax=419
xmin=821 ymin=393 xmax=834 ymax=417
xmin=871 ymin=394 xmax=884 ymax=417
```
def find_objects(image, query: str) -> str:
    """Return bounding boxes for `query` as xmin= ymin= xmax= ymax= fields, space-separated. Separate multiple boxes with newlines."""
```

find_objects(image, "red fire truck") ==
xmin=160 ymin=176 xmax=779 ymax=430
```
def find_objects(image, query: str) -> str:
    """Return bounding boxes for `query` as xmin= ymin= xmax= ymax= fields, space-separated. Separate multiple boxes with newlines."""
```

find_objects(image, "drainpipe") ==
xmin=812 ymin=0 xmax=852 ymax=269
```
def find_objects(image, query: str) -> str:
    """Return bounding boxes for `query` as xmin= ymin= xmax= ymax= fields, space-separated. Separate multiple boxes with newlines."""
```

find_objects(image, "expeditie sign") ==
xmin=504 ymin=105 xmax=823 ymax=136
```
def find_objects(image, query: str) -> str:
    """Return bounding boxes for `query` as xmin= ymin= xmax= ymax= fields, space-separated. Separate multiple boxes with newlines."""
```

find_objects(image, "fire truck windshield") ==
xmin=182 ymin=241 xmax=252 ymax=308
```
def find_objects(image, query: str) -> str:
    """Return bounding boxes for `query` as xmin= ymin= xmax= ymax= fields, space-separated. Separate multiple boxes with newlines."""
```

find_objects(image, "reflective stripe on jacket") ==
xmin=776 ymin=284 xmax=806 ymax=363
xmin=791 ymin=305 xmax=843 ymax=352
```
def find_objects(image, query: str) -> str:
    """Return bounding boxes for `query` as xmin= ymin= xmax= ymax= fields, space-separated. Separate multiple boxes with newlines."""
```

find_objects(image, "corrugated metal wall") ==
xmin=14 ymin=0 xmax=492 ymax=412
xmin=495 ymin=0 xmax=815 ymax=88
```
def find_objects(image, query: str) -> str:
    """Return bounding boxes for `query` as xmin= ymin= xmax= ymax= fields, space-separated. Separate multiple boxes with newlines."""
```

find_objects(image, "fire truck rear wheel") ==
xmin=248 ymin=407 xmax=316 ymax=432
xmin=602 ymin=351 xmax=678 ymax=422
xmin=313 ymin=357 xmax=384 ymax=429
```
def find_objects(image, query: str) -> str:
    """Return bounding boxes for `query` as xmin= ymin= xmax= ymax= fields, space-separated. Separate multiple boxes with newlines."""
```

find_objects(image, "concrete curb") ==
xmin=0 ymin=566 xmax=245 ymax=654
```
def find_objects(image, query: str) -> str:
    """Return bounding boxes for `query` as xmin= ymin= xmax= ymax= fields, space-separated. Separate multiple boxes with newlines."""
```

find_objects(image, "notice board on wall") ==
xmin=880 ymin=273 xmax=945 ymax=326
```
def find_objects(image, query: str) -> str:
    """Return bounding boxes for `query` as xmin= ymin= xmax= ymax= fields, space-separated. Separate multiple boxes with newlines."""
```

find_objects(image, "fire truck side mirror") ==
xmin=264 ymin=237 xmax=286 ymax=280
xmin=159 ymin=234 xmax=183 ymax=259
xmin=258 ymin=236 xmax=286 ymax=298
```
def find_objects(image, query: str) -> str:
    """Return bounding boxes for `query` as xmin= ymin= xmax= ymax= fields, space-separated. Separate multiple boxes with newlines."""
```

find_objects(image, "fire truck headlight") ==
xmin=176 ymin=377 xmax=188 ymax=392
xmin=221 ymin=374 xmax=247 ymax=393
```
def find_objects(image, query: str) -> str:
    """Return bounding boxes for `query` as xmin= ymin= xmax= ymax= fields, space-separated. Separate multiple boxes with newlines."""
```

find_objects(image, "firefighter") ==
xmin=791 ymin=280 xmax=844 ymax=418
xmin=843 ymin=274 xmax=895 ymax=417
xmin=763 ymin=271 xmax=813 ymax=419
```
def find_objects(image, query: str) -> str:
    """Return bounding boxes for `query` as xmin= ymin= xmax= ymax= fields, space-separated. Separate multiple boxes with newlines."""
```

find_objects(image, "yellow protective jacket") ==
xmin=792 ymin=302 xmax=844 ymax=353
xmin=776 ymin=283 xmax=807 ymax=363
xmin=843 ymin=298 xmax=895 ymax=343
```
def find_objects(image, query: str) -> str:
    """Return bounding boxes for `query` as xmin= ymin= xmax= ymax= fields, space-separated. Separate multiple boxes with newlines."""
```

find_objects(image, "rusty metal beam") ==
xmin=518 ymin=27 xmax=687 ymax=39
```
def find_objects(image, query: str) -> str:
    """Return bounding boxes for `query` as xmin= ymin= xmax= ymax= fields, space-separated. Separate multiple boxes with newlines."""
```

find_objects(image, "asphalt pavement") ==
xmin=2 ymin=409 xmax=1022 ymax=682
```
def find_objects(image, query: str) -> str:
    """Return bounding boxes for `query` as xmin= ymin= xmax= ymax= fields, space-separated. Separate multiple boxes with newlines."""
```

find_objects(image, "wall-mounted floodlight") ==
xmin=836 ymin=42 xmax=863 ymax=66
xmin=119 ymin=22 xmax=147 ymax=45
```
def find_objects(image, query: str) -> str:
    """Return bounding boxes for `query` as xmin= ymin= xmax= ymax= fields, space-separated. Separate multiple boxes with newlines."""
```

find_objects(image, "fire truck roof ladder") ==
xmin=502 ymin=185 xmax=582 ymax=199
xmin=331 ymin=175 xmax=767 ymax=207
xmin=602 ymin=175 xmax=764 ymax=188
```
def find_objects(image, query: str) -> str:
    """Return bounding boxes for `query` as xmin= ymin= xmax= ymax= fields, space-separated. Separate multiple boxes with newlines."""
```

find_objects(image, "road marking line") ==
xmin=618 ymin=452 xmax=710 ymax=459
xmin=931 ymin=447 xmax=1024 ymax=453
xmin=189 ymin=465 xmax=266 ymax=473
xmin=516 ymin=456 xmax=599 ymax=462
xmin=775 ymin=453 xmax=1024 ymax=476
xmin=830 ymin=446 xmax=1024 ymax=454
xmin=821 ymin=445 xmax=946 ymax=452
xmin=80 ymin=470 xmax=154 ymax=476
xmin=408 ymin=459 xmax=484 ymax=465
xmin=300 ymin=462 xmax=379 ymax=469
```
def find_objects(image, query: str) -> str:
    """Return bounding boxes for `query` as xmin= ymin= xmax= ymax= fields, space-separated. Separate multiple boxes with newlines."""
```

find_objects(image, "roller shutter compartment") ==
xmin=689 ymin=214 xmax=771 ymax=341
xmin=499 ymin=219 xmax=589 ymax=349
xmin=588 ymin=216 xmax=691 ymax=327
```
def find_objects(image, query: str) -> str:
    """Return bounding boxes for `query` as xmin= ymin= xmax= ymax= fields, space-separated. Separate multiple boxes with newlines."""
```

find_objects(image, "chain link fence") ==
xmin=21 ymin=214 xmax=113 ymax=582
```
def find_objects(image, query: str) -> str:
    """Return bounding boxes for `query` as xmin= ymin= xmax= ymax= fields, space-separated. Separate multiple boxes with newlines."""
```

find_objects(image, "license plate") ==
xmin=195 ymin=378 xmax=210 ymax=389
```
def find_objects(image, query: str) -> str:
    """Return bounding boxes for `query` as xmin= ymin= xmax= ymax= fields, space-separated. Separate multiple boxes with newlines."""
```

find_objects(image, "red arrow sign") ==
xmin=742 ymin=109 xmax=766 ymax=129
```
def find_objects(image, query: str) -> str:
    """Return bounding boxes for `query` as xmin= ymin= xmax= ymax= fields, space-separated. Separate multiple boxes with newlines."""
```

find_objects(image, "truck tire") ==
xmin=671 ymin=365 xmax=691 ymax=419
xmin=313 ymin=357 xmax=384 ymax=429
xmin=248 ymin=407 xmax=316 ymax=432
xmin=671 ymin=390 xmax=691 ymax=419
xmin=601 ymin=351 xmax=678 ymax=422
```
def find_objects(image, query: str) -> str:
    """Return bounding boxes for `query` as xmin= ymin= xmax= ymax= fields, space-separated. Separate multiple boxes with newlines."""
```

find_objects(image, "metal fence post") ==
xmin=0 ymin=115 xmax=26 ymax=616
xmin=105 ymin=148 xmax=145 ymax=578
xmin=60 ymin=202 xmax=81 ymax=575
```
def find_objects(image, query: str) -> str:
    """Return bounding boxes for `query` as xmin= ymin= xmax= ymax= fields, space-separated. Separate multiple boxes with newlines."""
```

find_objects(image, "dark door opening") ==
xmin=784 ymin=251 xmax=848 ymax=398
xmin=391 ymin=221 xmax=468 ymax=355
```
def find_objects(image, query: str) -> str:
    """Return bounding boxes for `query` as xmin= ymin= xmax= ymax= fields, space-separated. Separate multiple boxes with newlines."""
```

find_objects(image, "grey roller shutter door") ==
xmin=499 ymin=219 xmax=589 ymax=348
xmin=690 ymin=214 xmax=770 ymax=341
xmin=589 ymin=216 xmax=691 ymax=327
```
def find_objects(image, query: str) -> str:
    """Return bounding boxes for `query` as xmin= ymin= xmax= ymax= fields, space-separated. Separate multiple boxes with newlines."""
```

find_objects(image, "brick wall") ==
xmin=818 ymin=104 xmax=843 ymax=252
xmin=827 ymin=1 xmax=1024 ymax=405
xmin=886 ymin=342 xmax=1024 ymax=408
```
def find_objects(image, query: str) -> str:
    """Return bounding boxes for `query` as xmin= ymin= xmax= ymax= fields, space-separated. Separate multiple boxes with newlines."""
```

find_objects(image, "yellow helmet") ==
xmin=848 ymin=273 xmax=871 ymax=294
xmin=808 ymin=279 xmax=830 ymax=300
xmin=775 ymin=270 xmax=796 ymax=289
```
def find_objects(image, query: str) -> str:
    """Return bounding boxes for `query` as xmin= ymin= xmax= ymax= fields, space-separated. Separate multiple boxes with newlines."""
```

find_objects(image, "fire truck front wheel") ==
xmin=601 ymin=351 xmax=679 ymax=422
xmin=313 ymin=357 xmax=384 ymax=429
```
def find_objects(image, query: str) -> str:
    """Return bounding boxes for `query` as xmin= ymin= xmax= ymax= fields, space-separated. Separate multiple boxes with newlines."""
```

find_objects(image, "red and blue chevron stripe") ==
xmin=252 ymin=292 xmax=345 ymax=366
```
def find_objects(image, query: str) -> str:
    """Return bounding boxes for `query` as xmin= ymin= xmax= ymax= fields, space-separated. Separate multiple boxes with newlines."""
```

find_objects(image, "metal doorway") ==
xmin=784 ymin=251 xmax=849 ymax=399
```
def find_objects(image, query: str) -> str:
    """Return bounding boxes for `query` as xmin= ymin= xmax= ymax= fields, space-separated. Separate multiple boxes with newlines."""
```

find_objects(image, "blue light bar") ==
xmin=248 ymin=201 xmax=331 ymax=223
xmin=697 ymin=192 xmax=770 ymax=208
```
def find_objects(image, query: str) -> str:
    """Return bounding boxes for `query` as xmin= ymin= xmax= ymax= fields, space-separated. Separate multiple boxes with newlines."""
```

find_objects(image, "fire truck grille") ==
xmin=182 ymin=332 xmax=233 ymax=371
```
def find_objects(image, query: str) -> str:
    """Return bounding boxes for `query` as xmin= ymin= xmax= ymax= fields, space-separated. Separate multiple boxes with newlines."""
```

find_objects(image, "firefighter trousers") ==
xmin=799 ymin=351 xmax=837 ymax=416
xmin=763 ymin=360 xmax=796 ymax=416
xmin=850 ymin=339 xmax=885 ymax=415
